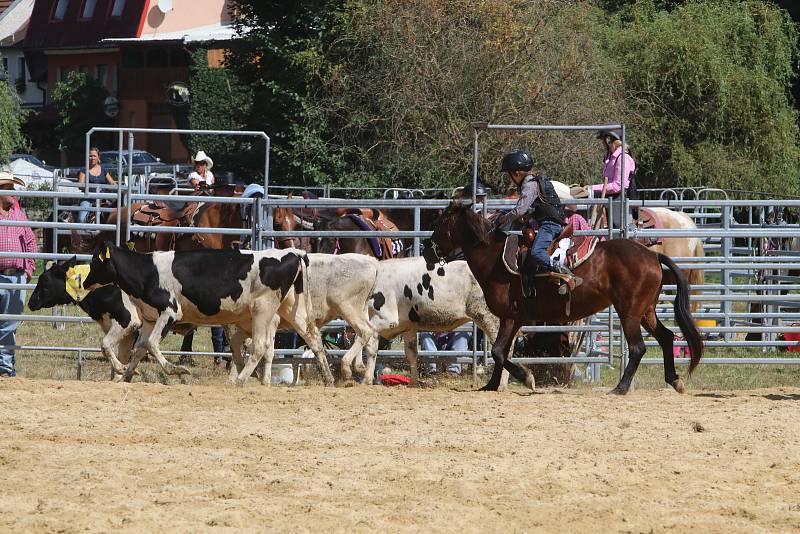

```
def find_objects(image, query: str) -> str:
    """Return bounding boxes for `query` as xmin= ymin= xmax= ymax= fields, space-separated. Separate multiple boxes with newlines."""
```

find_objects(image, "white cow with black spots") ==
xmin=227 ymin=253 xmax=381 ymax=386
xmin=84 ymin=244 xmax=333 ymax=386
xmin=340 ymin=257 xmax=501 ymax=386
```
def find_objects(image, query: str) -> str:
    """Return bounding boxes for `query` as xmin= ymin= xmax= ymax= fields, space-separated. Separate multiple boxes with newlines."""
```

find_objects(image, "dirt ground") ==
xmin=1 ymin=379 xmax=799 ymax=533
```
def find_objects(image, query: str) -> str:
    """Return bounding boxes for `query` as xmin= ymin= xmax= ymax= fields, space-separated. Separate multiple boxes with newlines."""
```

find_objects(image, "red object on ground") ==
xmin=380 ymin=374 xmax=411 ymax=386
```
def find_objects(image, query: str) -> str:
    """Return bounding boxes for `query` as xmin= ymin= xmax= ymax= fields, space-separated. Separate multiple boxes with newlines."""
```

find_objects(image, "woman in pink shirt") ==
xmin=592 ymin=130 xmax=635 ymax=198
xmin=593 ymin=130 xmax=636 ymax=228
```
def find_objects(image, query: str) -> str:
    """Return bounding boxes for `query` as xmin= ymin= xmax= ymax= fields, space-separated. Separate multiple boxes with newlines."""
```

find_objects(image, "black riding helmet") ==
xmin=500 ymin=149 xmax=534 ymax=173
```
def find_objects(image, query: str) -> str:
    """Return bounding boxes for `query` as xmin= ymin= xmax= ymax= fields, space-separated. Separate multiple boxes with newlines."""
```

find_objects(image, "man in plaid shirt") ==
xmin=0 ymin=172 xmax=37 ymax=377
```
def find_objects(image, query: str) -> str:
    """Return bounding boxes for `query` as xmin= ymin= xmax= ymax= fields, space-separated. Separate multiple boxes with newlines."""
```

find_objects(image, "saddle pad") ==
xmin=345 ymin=214 xmax=384 ymax=258
xmin=565 ymin=235 xmax=599 ymax=270
xmin=636 ymin=208 xmax=664 ymax=246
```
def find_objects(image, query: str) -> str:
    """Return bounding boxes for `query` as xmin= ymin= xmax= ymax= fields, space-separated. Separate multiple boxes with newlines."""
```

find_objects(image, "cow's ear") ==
xmin=95 ymin=241 xmax=110 ymax=262
xmin=66 ymin=255 xmax=77 ymax=267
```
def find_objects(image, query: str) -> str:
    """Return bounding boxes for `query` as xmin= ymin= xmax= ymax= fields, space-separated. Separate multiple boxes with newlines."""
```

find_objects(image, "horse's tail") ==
xmin=658 ymin=253 xmax=703 ymax=375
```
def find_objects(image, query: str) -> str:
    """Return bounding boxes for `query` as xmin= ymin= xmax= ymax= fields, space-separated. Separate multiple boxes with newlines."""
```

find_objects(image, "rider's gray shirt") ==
xmin=506 ymin=175 xmax=539 ymax=220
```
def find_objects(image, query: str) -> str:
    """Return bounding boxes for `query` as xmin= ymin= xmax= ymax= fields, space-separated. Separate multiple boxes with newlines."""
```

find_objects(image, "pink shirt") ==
xmin=0 ymin=200 xmax=37 ymax=277
xmin=566 ymin=212 xmax=590 ymax=232
xmin=591 ymin=147 xmax=635 ymax=197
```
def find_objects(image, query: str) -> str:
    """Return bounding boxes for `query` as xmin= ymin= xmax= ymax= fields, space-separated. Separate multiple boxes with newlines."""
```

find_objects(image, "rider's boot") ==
xmin=554 ymin=263 xmax=583 ymax=295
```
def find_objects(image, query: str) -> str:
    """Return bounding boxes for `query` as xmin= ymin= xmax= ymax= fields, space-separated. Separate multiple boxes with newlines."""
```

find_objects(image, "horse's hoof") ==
xmin=524 ymin=373 xmax=536 ymax=391
xmin=478 ymin=384 xmax=499 ymax=392
xmin=339 ymin=379 xmax=356 ymax=388
xmin=608 ymin=387 xmax=628 ymax=396
xmin=123 ymin=374 xmax=134 ymax=383
xmin=670 ymin=378 xmax=686 ymax=394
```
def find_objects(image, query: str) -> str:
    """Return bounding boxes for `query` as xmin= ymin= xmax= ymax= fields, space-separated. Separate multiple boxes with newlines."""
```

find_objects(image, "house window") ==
xmin=52 ymin=0 xmax=69 ymax=21
xmin=80 ymin=0 xmax=97 ymax=19
xmin=58 ymin=66 xmax=71 ymax=82
xmin=109 ymin=0 xmax=126 ymax=17
xmin=97 ymin=64 xmax=107 ymax=86
xmin=17 ymin=58 xmax=25 ymax=82
xmin=78 ymin=65 xmax=88 ymax=75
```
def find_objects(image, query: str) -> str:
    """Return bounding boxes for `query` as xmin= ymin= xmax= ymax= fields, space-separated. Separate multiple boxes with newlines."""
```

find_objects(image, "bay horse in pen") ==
xmin=423 ymin=201 xmax=703 ymax=394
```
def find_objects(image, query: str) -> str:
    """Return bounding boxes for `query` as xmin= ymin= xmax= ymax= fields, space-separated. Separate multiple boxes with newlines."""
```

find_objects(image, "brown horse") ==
xmin=315 ymin=215 xmax=405 ymax=258
xmin=423 ymin=201 xmax=703 ymax=394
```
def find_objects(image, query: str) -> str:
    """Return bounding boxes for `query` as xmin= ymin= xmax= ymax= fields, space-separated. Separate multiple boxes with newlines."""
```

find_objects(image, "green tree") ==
xmin=51 ymin=71 xmax=110 ymax=159
xmin=598 ymin=0 xmax=800 ymax=194
xmin=226 ymin=0 xmax=345 ymax=184
xmin=299 ymin=0 xmax=628 ymax=193
xmin=187 ymin=49 xmax=253 ymax=178
xmin=0 ymin=72 xmax=28 ymax=163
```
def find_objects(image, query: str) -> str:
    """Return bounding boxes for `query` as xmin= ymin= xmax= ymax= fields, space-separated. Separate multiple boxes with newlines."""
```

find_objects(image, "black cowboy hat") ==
xmin=461 ymin=179 xmax=488 ymax=197
xmin=595 ymin=130 xmax=621 ymax=142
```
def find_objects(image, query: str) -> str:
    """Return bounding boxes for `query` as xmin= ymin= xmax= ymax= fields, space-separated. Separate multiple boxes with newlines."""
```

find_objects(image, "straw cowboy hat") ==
xmin=0 ymin=171 xmax=27 ymax=190
xmin=191 ymin=150 xmax=214 ymax=170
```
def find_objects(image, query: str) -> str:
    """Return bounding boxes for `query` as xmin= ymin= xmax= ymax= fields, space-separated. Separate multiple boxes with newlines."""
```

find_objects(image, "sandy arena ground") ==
xmin=1 ymin=379 xmax=799 ymax=533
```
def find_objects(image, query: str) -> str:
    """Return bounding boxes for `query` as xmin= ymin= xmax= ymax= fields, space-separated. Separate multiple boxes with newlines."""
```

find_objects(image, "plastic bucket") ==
xmin=271 ymin=364 xmax=294 ymax=384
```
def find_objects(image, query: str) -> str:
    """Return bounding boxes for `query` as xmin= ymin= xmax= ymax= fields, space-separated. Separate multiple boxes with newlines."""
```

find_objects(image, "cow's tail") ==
xmin=658 ymin=253 xmax=703 ymax=375
xmin=295 ymin=252 xmax=314 ymax=332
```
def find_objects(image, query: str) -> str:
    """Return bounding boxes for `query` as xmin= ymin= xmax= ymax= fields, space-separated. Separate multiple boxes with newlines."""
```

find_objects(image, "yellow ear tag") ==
xmin=126 ymin=241 xmax=136 ymax=251
xmin=99 ymin=246 xmax=110 ymax=261
xmin=65 ymin=265 xmax=92 ymax=302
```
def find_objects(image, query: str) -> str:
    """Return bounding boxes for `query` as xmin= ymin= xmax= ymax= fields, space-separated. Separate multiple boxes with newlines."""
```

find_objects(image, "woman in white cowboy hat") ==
xmin=0 ymin=171 xmax=37 ymax=377
xmin=188 ymin=150 xmax=215 ymax=189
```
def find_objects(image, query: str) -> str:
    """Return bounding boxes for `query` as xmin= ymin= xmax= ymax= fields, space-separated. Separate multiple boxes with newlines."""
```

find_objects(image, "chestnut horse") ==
xmin=423 ymin=202 xmax=703 ymax=394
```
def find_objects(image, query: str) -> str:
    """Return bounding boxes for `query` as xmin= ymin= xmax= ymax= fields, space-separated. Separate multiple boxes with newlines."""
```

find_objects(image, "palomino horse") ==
xmin=423 ymin=201 xmax=703 ymax=394
xmin=636 ymin=208 xmax=705 ymax=312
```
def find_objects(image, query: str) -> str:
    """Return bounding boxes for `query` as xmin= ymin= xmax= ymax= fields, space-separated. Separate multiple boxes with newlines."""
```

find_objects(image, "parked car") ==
xmin=10 ymin=153 xmax=55 ymax=172
xmin=99 ymin=150 xmax=164 ymax=169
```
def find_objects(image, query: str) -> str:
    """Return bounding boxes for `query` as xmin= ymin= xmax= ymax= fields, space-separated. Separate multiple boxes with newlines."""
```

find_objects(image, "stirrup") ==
xmin=553 ymin=265 xmax=583 ymax=295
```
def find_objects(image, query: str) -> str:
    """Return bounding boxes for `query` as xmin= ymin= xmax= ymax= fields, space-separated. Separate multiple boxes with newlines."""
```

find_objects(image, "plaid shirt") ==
xmin=0 ymin=200 xmax=37 ymax=278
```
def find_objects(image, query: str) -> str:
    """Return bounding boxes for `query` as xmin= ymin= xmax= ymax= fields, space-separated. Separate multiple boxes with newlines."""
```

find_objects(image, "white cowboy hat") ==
xmin=0 ymin=171 xmax=27 ymax=190
xmin=191 ymin=151 xmax=214 ymax=170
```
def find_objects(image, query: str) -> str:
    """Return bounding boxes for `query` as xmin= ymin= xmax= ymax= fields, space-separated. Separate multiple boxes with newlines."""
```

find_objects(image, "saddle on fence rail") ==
xmin=344 ymin=214 xmax=404 ymax=259
xmin=635 ymin=208 xmax=664 ymax=247
xmin=130 ymin=200 xmax=204 ymax=250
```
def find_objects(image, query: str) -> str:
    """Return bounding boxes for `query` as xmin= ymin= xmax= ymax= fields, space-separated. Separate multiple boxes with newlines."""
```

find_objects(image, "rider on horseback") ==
xmin=492 ymin=149 xmax=580 ymax=291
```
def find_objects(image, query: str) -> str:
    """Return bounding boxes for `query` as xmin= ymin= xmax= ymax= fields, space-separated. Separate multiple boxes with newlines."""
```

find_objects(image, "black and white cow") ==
xmin=84 ymin=244 xmax=333 ymax=385
xmin=28 ymin=258 xmax=142 ymax=378
xmin=28 ymin=258 xmax=227 ymax=381
xmin=342 ymin=257 xmax=502 ymax=386
xmin=227 ymin=253 xmax=380 ymax=386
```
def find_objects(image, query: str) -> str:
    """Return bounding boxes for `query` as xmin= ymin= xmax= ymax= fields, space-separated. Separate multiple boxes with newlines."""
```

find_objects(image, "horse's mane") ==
xmin=448 ymin=202 xmax=488 ymax=244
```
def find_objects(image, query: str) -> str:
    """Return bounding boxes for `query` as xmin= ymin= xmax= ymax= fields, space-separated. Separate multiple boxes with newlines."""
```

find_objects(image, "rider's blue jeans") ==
xmin=531 ymin=219 xmax=563 ymax=269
